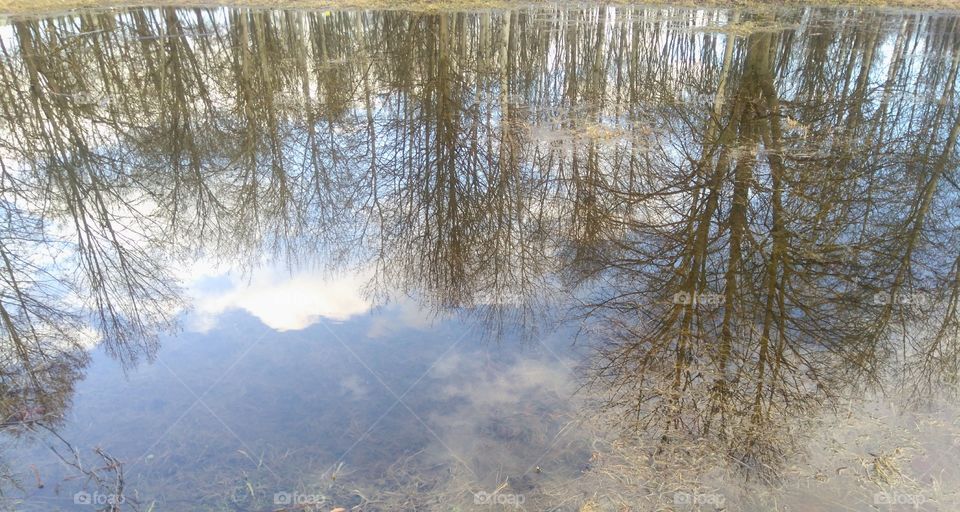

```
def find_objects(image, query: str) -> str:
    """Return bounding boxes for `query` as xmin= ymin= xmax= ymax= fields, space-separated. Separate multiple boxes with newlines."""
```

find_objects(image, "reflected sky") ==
xmin=9 ymin=304 xmax=587 ymax=511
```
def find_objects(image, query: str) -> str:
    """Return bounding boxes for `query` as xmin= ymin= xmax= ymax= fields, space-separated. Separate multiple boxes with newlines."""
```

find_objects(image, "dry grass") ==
xmin=0 ymin=0 xmax=958 ymax=18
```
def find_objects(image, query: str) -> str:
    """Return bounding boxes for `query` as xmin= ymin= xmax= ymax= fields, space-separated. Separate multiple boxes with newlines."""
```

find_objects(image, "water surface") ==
xmin=0 ymin=4 xmax=959 ymax=511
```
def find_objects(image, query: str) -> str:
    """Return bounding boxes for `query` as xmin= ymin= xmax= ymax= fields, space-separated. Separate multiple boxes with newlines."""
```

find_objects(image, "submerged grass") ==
xmin=343 ymin=392 xmax=960 ymax=512
xmin=0 ymin=0 xmax=958 ymax=18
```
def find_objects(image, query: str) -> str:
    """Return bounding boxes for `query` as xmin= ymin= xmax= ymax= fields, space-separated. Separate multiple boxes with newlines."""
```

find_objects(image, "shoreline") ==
xmin=2 ymin=0 xmax=959 ymax=18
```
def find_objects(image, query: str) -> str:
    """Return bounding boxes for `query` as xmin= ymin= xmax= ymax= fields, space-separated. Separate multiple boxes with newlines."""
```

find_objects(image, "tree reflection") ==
xmin=0 ymin=4 xmax=957 ymax=485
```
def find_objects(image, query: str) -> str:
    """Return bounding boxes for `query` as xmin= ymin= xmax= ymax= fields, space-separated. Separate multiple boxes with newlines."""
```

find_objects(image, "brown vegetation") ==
xmin=1 ymin=0 xmax=958 ymax=18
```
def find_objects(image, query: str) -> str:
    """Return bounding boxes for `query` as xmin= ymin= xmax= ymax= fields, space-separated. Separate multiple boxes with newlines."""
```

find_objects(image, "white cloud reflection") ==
xmin=184 ymin=264 xmax=372 ymax=332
